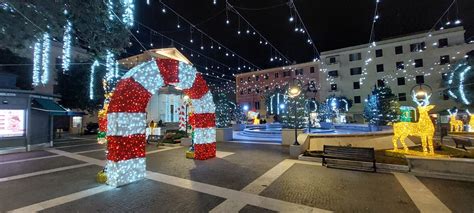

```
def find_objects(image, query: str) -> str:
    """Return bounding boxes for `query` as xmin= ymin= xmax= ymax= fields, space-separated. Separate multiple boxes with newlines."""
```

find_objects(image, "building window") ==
xmin=415 ymin=75 xmax=424 ymax=84
xmin=240 ymin=78 xmax=243 ymax=83
xmin=256 ymin=88 xmax=260 ymax=94
xmin=275 ymin=72 xmax=279 ymax=78
xmin=375 ymin=49 xmax=383 ymax=57
xmin=247 ymin=77 xmax=251 ymax=81
xmin=255 ymin=101 xmax=260 ymax=110
xmin=377 ymin=79 xmax=385 ymax=87
xmin=329 ymin=57 xmax=336 ymax=64
xmin=397 ymin=77 xmax=405 ymax=86
xmin=396 ymin=61 xmax=404 ymax=70
xmin=438 ymin=38 xmax=448 ymax=48
xmin=350 ymin=67 xmax=362 ymax=75
xmin=283 ymin=71 xmax=291 ymax=77
xmin=410 ymin=42 xmax=425 ymax=52
xmin=331 ymin=84 xmax=337 ymax=91
xmin=349 ymin=53 xmax=362 ymax=61
xmin=310 ymin=67 xmax=315 ymax=73
xmin=414 ymin=59 xmax=423 ymax=68
xmin=441 ymin=73 xmax=449 ymax=81
xmin=354 ymin=96 xmax=361 ymax=103
xmin=255 ymin=75 xmax=260 ymax=81
xmin=265 ymin=86 xmax=269 ymax=90
xmin=376 ymin=64 xmax=384 ymax=72
xmin=440 ymin=55 xmax=450 ymax=65
xmin=328 ymin=70 xmax=338 ymax=77
xmin=240 ymin=90 xmax=243 ymax=95
xmin=399 ymin=93 xmax=407 ymax=101
xmin=295 ymin=69 xmax=304 ymax=75
xmin=395 ymin=46 xmax=403 ymax=54
xmin=353 ymin=81 xmax=360 ymax=89
xmin=264 ymin=74 xmax=269 ymax=79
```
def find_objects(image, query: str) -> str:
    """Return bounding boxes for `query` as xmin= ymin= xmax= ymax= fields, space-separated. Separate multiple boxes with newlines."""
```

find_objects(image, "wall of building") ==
xmin=235 ymin=62 xmax=320 ymax=118
xmin=319 ymin=27 xmax=474 ymax=120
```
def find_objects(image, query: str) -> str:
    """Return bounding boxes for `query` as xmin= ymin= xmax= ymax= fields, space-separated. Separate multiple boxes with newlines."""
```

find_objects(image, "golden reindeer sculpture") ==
xmin=448 ymin=109 xmax=463 ymax=132
xmin=467 ymin=109 xmax=474 ymax=132
xmin=392 ymin=92 xmax=435 ymax=155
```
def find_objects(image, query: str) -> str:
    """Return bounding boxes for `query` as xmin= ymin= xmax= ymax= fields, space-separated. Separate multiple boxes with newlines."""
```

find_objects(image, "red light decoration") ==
xmin=183 ymin=74 xmax=208 ymax=99
xmin=194 ymin=143 xmax=216 ymax=160
xmin=190 ymin=113 xmax=215 ymax=128
xmin=108 ymin=78 xmax=152 ymax=113
xmin=156 ymin=59 xmax=179 ymax=84
xmin=107 ymin=135 xmax=146 ymax=161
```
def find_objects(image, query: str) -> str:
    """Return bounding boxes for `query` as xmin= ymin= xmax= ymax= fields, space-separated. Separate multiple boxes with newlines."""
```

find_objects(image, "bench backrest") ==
xmin=148 ymin=135 xmax=163 ymax=142
xmin=323 ymin=145 xmax=375 ymax=161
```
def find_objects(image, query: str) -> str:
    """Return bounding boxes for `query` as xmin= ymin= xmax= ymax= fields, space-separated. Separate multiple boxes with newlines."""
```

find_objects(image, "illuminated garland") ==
xmin=40 ymin=33 xmax=50 ymax=85
xmin=32 ymin=41 xmax=41 ymax=86
xmin=121 ymin=0 xmax=134 ymax=27
xmin=89 ymin=60 xmax=99 ymax=100
xmin=105 ymin=50 xmax=115 ymax=81
xmin=62 ymin=20 xmax=72 ymax=72
xmin=107 ymin=0 xmax=114 ymax=20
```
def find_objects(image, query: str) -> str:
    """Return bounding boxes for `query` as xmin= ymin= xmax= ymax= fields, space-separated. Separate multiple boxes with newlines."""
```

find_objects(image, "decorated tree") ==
xmin=443 ymin=53 xmax=474 ymax=105
xmin=318 ymin=95 xmax=352 ymax=122
xmin=280 ymin=94 xmax=307 ymax=128
xmin=317 ymin=101 xmax=335 ymax=122
xmin=213 ymin=93 xmax=236 ymax=128
xmin=233 ymin=104 xmax=247 ymax=124
xmin=364 ymin=86 xmax=400 ymax=125
xmin=264 ymin=87 xmax=287 ymax=116
xmin=0 ymin=1 xmax=131 ymax=56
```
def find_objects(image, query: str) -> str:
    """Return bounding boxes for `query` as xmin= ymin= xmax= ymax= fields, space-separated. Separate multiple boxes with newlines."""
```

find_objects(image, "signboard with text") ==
xmin=0 ymin=110 xmax=25 ymax=137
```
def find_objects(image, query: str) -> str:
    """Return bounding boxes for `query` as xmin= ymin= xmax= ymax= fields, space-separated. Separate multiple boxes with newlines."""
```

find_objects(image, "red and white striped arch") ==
xmin=106 ymin=58 xmax=216 ymax=187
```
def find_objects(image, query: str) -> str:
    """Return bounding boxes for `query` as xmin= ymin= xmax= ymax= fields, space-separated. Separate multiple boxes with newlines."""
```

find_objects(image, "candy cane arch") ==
xmin=106 ymin=59 xmax=216 ymax=187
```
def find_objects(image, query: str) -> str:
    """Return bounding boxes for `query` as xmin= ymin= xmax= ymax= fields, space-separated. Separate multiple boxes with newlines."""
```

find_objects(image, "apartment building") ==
xmin=319 ymin=26 xmax=474 ymax=121
xmin=235 ymin=61 xmax=320 ymax=118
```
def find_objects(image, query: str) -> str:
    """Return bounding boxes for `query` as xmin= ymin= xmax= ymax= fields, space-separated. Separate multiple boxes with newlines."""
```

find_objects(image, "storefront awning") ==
xmin=31 ymin=98 xmax=68 ymax=115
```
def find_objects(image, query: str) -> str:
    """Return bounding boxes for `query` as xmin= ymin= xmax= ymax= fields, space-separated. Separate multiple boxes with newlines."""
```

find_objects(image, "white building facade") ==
xmin=319 ymin=26 xmax=474 ymax=122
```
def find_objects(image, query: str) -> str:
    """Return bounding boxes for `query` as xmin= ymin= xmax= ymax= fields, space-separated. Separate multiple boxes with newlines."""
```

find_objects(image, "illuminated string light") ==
xmin=122 ymin=0 xmax=134 ymax=27
xmin=107 ymin=0 xmax=114 ymax=20
xmin=32 ymin=40 xmax=41 ymax=86
xmin=62 ymin=20 xmax=72 ymax=72
xmin=40 ymin=33 xmax=50 ymax=85
xmin=89 ymin=60 xmax=99 ymax=100
xmin=106 ymin=50 xmax=115 ymax=81
xmin=459 ymin=66 xmax=471 ymax=105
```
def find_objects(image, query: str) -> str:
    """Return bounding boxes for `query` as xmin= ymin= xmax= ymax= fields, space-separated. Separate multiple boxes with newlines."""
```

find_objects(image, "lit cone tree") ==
xmin=213 ymin=93 xmax=235 ymax=128
xmin=280 ymin=94 xmax=307 ymax=128
xmin=364 ymin=86 xmax=400 ymax=125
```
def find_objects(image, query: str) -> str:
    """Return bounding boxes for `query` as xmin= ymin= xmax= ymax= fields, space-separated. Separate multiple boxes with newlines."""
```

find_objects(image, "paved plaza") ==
xmin=0 ymin=136 xmax=473 ymax=212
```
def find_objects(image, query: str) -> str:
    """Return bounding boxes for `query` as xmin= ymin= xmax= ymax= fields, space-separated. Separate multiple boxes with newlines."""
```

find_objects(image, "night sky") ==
xmin=129 ymin=0 xmax=474 ymax=78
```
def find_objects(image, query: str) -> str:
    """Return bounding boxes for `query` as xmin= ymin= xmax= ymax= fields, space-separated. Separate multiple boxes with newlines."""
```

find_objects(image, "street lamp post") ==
xmin=288 ymin=79 xmax=302 ymax=145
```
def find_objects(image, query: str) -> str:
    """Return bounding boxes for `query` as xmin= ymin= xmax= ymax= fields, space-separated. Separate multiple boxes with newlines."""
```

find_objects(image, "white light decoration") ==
xmin=40 ymin=33 xmax=51 ymax=85
xmin=89 ymin=60 xmax=99 ymax=100
xmin=105 ymin=50 xmax=115 ymax=81
xmin=121 ymin=0 xmax=134 ymax=27
xmin=106 ymin=158 xmax=146 ymax=187
xmin=193 ymin=127 xmax=216 ymax=144
xmin=62 ymin=20 xmax=72 ymax=72
xmin=32 ymin=41 xmax=42 ymax=86
xmin=107 ymin=112 xmax=146 ymax=135
xmin=122 ymin=61 xmax=164 ymax=94
xmin=191 ymin=91 xmax=215 ymax=113
xmin=459 ymin=66 xmax=472 ymax=105
xmin=107 ymin=0 xmax=114 ymax=20
xmin=175 ymin=62 xmax=197 ymax=90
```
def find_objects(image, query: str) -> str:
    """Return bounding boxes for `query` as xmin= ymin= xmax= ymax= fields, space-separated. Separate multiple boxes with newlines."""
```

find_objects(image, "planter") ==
xmin=406 ymin=156 xmax=474 ymax=182
xmin=281 ymin=128 xmax=304 ymax=146
xmin=232 ymin=124 xmax=245 ymax=131
xmin=289 ymin=144 xmax=301 ymax=159
xmin=216 ymin=127 xmax=233 ymax=142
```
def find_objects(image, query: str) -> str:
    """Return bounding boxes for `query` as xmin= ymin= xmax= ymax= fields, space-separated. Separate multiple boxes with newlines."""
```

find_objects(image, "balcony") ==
xmin=324 ymin=62 xmax=340 ymax=71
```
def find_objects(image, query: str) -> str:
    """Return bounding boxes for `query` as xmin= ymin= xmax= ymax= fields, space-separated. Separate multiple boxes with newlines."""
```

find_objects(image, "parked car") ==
xmin=84 ymin=122 xmax=99 ymax=134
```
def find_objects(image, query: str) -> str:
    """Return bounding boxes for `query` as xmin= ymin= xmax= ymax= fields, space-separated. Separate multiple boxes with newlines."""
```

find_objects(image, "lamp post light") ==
xmin=288 ymin=79 xmax=302 ymax=145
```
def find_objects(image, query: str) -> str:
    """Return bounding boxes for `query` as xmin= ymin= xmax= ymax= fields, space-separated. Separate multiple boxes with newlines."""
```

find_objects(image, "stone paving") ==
xmin=0 ymin=136 xmax=472 ymax=212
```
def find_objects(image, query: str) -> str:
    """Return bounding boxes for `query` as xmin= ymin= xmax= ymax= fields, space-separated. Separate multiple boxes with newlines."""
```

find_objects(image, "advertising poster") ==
xmin=0 ymin=110 xmax=25 ymax=137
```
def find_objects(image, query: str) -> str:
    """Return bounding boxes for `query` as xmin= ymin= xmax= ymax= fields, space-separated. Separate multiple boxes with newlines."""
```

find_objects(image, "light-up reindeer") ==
xmin=448 ymin=109 xmax=463 ymax=132
xmin=467 ymin=109 xmax=474 ymax=132
xmin=392 ymin=92 xmax=435 ymax=155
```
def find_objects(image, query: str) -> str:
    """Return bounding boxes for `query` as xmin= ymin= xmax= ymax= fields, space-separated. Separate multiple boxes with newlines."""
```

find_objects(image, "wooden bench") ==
xmin=322 ymin=145 xmax=376 ymax=172
xmin=147 ymin=135 xmax=164 ymax=145
xmin=452 ymin=137 xmax=473 ymax=150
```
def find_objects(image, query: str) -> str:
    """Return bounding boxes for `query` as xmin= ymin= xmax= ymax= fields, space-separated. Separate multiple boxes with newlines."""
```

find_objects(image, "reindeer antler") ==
xmin=411 ymin=90 xmax=431 ymax=106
